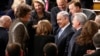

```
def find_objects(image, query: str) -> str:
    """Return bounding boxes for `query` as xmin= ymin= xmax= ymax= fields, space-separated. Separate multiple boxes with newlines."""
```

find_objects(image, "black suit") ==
xmin=69 ymin=9 xmax=96 ymax=24
xmin=55 ymin=24 xmax=74 ymax=56
xmin=32 ymin=35 xmax=54 ymax=56
xmin=82 ymin=9 xmax=96 ymax=20
xmin=84 ymin=49 xmax=100 ymax=56
xmin=67 ymin=28 xmax=82 ymax=56
xmin=51 ymin=7 xmax=61 ymax=35
xmin=71 ymin=31 xmax=95 ymax=56
xmin=0 ymin=27 xmax=8 ymax=56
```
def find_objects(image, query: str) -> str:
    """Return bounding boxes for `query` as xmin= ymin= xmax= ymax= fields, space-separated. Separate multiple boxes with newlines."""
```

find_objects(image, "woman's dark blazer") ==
xmin=31 ymin=10 xmax=51 ymax=25
xmin=32 ymin=35 xmax=55 ymax=56
xmin=72 ymin=43 xmax=95 ymax=56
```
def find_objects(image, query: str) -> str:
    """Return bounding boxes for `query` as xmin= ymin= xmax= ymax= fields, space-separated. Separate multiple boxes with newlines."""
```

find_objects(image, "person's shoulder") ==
xmin=51 ymin=6 xmax=58 ymax=11
xmin=82 ymin=8 xmax=95 ymax=14
xmin=83 ymin=54 xmax=93 ymax=56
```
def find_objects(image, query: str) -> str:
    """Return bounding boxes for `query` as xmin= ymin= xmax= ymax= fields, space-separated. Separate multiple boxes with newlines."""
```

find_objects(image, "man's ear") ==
xmin=20 ymin=49 xmax=23 ymax=56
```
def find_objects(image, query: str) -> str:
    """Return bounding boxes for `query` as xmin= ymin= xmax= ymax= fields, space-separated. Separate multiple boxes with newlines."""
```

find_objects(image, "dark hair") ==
xmin=93 ymin=30 xmax=100 ymax=47
xmin=6 ymin=43 xmax=21 ymax=56
xmin=68 ymin=1 xmax=81 ymax=8
xmin=43 ymin=43 xmax=58 ymax=56
xmin=76 ymin=20 xmax=99 ymax=46
xmin=15 ymin=4 xmax=32 ymax=18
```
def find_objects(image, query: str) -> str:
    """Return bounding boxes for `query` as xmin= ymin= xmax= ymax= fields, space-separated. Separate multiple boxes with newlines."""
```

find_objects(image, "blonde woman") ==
xmin=32 ymin=20 xmax=54 ymax=56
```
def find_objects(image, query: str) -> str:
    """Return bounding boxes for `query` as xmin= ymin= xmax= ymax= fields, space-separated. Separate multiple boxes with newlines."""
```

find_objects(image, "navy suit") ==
xmin=82 ymin=9 xmax=96 ymax=20
xmin=51 ymin=7 xmax=61 ymax=35
xmin=0 ymin=27 xmax=8 ymax=56
xmin=55 ymin=24 xmax=74 ymax=56
xmin=84 ymin=49 xmax=100 ymax=56
xmin=67 ymin=28 xmax=82 ymax=56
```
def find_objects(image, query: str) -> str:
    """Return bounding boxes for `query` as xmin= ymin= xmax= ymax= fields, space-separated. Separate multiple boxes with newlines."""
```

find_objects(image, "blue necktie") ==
xmin=58 ymin=29 xmax=63 ymax=39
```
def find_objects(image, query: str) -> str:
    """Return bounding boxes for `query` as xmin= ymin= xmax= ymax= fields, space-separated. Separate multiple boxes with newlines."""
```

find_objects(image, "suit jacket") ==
xmin=6 ymin=9 xmax=15 ymax=20
xmin=82 ymin=8 xmax=96 ymax=20
xmin=72 ymin=41 xmax=95 ymax=56
xmin=55 ymin=24 xmax=74 ymax=56
xmin=9 ymin=19 xmax=29 ymax=53
xmin=51 ymin=7 xmax=60 ymax=35
xmin=67 ymin=28 xmax=82 ymax=56
xmin=31 ymin=10 xmax=51 ymax=25
xmin=32 ymin=35 xmax=54 ymax=56
xmin=0 ymin=27 xmax=8 ymax=56
xmin=84 ymin=49 xmax=100 ymax=56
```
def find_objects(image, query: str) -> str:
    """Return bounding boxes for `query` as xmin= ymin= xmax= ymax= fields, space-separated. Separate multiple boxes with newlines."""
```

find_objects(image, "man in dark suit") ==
xmin=55 ymin=11 xmax=74 ymax=56
xmin=68 ymin=1 xmax=96 ymax=21
xmin=67 ymin=12 xmax=87 ymax=56
xmin=50 ymin=0 xmax=69 ymax=35
xmin=0 ymin=15 xmax=12 ymax=56
xmin=84 ymin=30 xmax=100 ymax=56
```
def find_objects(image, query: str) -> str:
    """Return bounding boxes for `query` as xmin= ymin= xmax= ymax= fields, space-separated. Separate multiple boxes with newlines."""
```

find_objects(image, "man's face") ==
xmin=57 ymin=14 xmax=68 ymax=28
xmin=72 ymin=16 xmax=79 ymax=29
xmin=69 ymin=3 xmax=78 ymax=14
xmin=57 ymin=0 xmax=67 ymax=10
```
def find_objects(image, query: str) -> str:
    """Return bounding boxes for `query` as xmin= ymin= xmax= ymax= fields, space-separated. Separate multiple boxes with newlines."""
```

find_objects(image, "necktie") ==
xmin=58 ymin=29 xmax=63 ymax=39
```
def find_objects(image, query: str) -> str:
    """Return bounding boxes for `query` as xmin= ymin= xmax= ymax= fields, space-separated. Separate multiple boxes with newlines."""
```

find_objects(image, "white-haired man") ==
xmin=67 ymin=12 xmax=87 ymax=56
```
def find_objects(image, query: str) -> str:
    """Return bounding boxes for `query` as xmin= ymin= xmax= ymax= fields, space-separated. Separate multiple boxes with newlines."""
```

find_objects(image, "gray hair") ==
xmin=73 ymin=12 xmax=87 ymax=25
xmin=93 ymin=29 xmax=100 ymax=47
xmin=0 ymin=15 xmax=12 ymax=25
xmin=57 ymin=11 xmax=69 ymax=18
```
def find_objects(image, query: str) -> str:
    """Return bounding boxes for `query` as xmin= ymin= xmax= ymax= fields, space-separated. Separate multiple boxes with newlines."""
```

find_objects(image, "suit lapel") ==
xmin=58 ymin=25 xmax=72 ymax=45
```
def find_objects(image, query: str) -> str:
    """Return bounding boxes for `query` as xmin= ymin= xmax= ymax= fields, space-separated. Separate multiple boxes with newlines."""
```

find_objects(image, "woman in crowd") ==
xmin=8 ymin=4 xmax=32 ymax=56
xmin=31 ymin=0 xmax=51 ymax=25
xmin=26 ymin=1 xmax=51 ymax=54
xmin=72 ymin=20 xmax=99 ymax=56
xmin=27 ymin=0 xmax=51 ymax=40
xmin=32 ymin=20 xmax=54 ymax=56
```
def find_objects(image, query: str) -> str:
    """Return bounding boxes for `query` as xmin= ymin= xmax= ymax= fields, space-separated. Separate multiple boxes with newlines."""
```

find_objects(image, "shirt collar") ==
xmin=77 ymin=27 xmax=82 ymax=31
xmin=61 ymin=23 xmax=70 ymax=31
xmin=96 ymin=47 xmax=100 ymax=50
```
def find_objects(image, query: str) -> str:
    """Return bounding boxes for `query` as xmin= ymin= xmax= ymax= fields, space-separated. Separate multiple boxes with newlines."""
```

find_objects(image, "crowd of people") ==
xmin=0 ymin=0 xmax=100 ymax=56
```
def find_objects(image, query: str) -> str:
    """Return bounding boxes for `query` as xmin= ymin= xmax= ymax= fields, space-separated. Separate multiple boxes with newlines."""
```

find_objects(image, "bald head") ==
xmin=0 ymin=15 xmax=12 ymax=29
xmin=56 ymin=0 xmax=67 ymax=10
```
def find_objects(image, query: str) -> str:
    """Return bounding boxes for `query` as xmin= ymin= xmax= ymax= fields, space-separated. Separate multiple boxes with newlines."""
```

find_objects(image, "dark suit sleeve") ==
xmin=64 ymin=31 xmax=74 ymax=56
xmin=51 ymin=7 xmax=59 ymax=35
xmin=89 ymin=12 xmax=96 ymax=20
